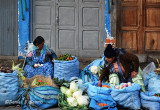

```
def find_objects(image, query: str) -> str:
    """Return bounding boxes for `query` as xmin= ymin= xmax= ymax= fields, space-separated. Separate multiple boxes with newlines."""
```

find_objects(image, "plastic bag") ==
xmin=148 ymin=72 xmax=160 ymax=92
xmin=109 ymin=73 xmax=119 ymax=87
xmin=111 ymin=83 xmax=141 ymax=110
xmin=89 ymin=95 xmax=117 ymax=110
xmin=0 ymin=70 xmax=18 ymax=106
xmin=18 ymin=86 xmax=60 ymax=110
xmin=143 ymin=62 xmax=156 ymax=78
xmin=132 ymin=67 xmax=145 ymax=92
xmin=85 ymin=81 xmax=111 ymax=98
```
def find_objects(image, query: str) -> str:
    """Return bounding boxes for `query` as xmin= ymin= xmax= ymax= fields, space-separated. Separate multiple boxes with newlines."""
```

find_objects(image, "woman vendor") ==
xmin=98 ymin=44 xmax=139 ymax=86
xmin=24 ymin=36 xmax=57 ymax=78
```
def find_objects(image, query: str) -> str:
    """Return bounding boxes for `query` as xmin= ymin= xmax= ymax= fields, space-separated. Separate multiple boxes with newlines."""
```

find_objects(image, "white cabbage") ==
xmin=66 ymin=89 xmax=72 ymax=97
xmin=60 ymin=86 xmax=69 ymax=94
xmin=70 ymin=82 xmax=78 ymax=93
xmin=77 ymin=96 xmax=89 ymax=106
xmin=67 ymin=97 xmax=78 ymax=107
xmin=72 ymin=90 xmax=82 ymax=99
xmin=90 ymin=66 xmax=99 ymax=74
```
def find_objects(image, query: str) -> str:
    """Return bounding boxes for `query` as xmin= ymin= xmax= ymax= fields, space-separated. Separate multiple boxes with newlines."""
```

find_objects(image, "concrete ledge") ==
xmin=0 ymin=56 xmax=18 ymax=60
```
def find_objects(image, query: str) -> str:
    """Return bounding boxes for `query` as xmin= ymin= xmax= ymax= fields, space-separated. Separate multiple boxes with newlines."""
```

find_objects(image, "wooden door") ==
xmin=117 ymin=0 xmax=160 ymax=54
xmin=144 ymin=0 xmax=160 ymax=53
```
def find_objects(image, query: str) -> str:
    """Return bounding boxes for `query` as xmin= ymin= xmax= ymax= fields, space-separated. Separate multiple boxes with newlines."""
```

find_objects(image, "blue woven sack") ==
xmin=111 ymin=83 xmax=141 ymax=110
xmin=85 ymin=81 xmax=111 ymax=98
xmin=141 ymin=91 xmax=160 ymax=110
xmin=144 ymin=72 xmax=160 ymax=92
xmin=0 ymin=70 xmax=18 ymax=106
xmin=18 ymin=86 xmax=60 ymax=110
xmin=81 ymin=56 xmax=104 ymax=83
xmin=54 ymin=56 xmax=79 ymax=81
xmin=89 ymin=95 xmax=117 ymax=110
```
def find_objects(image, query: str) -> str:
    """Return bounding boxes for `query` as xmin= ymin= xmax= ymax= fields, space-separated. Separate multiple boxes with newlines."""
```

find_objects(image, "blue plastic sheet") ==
xmin=54 ymin=56 xmax=79 ymax=81
xmin=0 ymin=70 xmax=18 ymax=106
xmin=111 ymin=83 xmax=141 ymax=110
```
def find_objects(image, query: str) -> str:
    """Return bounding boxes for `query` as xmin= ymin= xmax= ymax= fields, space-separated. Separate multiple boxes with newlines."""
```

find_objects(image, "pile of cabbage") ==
xmin=58 ymin=81 xmax=89 ymax=109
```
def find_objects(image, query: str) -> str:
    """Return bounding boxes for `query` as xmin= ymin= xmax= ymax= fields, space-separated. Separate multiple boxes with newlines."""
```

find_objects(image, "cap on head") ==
xmin=104 ymin=44 xmax=116 ymax=58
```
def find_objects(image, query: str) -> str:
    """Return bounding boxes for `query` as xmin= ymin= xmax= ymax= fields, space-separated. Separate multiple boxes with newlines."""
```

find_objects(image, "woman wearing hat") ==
xmin=98 ymin=44 xmax=139 ymax=87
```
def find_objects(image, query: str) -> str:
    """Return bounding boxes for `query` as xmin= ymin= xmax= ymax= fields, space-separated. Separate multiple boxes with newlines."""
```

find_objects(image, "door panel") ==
xmin=79 ymin=0 xmax=104 ymax=57
xmin=0 ymin=0 xmax=18 ymax=56
xmin=144 ymin=0 xmax=160 ymax=53
xmin=146 ymin=8 xmax=160 ymax=27
xmin=122 ymin=0 xmax=138 ymax=2
xmin=146 ymin=0 xmax=160 ymax=4
xmin=117 ymin=0 xmax=140 ymax=53
xmin=122 ymin=31 xmax=137 ymax=51
xmin=55 ymin=0 xmax=78 ymax=56
xmin=122 ymin=7 xmax=138 ymax=26
xmin=32 ymin=0 xmax=56 ymax=50
xmin=145 ymin=32 xmax=160 ymax=51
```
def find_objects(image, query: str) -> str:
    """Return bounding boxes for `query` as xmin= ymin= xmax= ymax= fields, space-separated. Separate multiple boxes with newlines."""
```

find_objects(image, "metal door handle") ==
xmin=56 ymin=16 xmax=59 ymax=26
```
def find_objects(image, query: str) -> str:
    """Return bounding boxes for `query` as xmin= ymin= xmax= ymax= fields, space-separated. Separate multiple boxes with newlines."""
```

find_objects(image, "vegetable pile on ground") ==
xmin=22 ymin=75 xmax=59 ymax=88
xmin=115 ymin=82 xmax=132 ymax=89
xmin=55 ymin=53 xmax=75 ymax=61
xmin=90 ymin=66 xmax=102 ymax=76
xmin=0 ymin=66 xmax=13 ymax=73
xmin=101 ymin=84 xmax=111 ymax=88
xmin=58 ymin=81 xmax=89 ymax=110
xmin=154 ymin=93 xmax=160 ymax=97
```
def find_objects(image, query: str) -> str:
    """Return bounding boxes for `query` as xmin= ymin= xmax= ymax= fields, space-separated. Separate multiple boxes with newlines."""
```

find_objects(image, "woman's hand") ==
xmin=98 ymin=80 xmax=101 ymax=87
xmin=52 ymin=58 xmax=55 ymax=63
xmin=131 ymin=71 xmax=138 ymax=78
xmin=34 ymin=63 xmax=39 ymax=68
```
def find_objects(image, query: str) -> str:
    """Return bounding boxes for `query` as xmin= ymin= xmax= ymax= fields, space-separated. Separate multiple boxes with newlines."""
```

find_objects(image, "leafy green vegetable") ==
xmin=53 ymin=77 xmax=69 ymax=87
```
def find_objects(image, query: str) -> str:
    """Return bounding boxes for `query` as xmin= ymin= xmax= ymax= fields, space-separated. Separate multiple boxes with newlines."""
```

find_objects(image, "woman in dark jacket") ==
xmin=98 ymin=44 xmax=139 ymax=86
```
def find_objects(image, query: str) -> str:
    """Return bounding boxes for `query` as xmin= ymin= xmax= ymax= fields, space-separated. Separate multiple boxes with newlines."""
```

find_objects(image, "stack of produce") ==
xmin=0 ymin=66 xmax=13 ymax=73
xmin=56 ymin=53 xmax=75 ymax=61
xmin=154 ymin=93 xmax=160 ymax=97
xmin=22 ymin=75 xmax=59 ymax=88
xmin=54 ymin=54 xmax=79 ymax=81
xmin=58 ymin=81 xmax=89 ymax=110
xmin=115 ymin=82 xmax=132 ymax=89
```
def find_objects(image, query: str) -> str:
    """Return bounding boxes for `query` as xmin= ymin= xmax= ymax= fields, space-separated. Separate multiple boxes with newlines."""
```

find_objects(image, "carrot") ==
xmin=97 ymin=103 xmax=108 ymax=107
xmin=102 ymin=84 xmax=111 ymax=88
